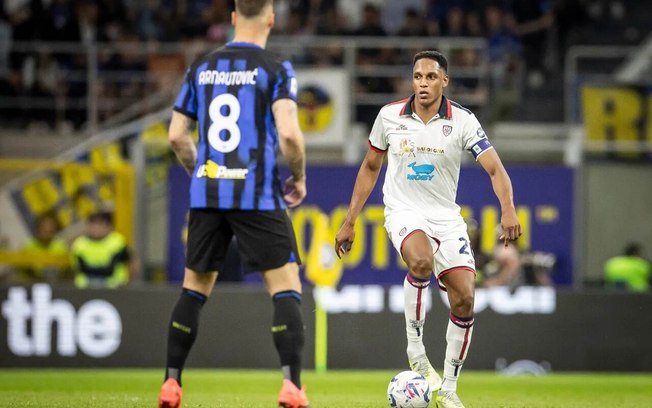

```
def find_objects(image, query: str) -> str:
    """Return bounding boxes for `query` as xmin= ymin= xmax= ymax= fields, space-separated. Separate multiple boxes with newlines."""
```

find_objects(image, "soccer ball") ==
xmin=387 ymin=370 xmax=432 ymax=407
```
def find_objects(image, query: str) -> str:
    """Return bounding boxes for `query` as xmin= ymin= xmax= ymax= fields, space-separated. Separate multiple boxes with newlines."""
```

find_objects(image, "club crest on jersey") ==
xmin=443 ymin=125 xmax=453 ymax=136
xmin=407 ymin=162 xmax=434 ymax=181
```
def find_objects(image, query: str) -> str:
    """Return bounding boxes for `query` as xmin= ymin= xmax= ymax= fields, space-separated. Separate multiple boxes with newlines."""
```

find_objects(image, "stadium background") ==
xmin=1 ymin=0 xmax=651 ymax=377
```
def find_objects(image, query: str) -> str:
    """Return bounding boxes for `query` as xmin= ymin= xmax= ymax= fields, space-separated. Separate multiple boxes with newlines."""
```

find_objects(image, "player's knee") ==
xmin=183 ymin=268 xmax=217 ymax=295
xmin=450 ymin=292 xmax=474 ymax=315
xmin=408 ymin=257 xmax=433 ymax=280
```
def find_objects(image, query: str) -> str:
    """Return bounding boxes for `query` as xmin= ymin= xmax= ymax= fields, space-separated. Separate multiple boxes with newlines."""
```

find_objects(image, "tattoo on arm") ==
xmin=184 ymin=117 xmax=197 ymax=132
xmin=171 ymin=116 xmax=198 ymax=175
xmin=274 ymin=101 xmax=305 ymax=180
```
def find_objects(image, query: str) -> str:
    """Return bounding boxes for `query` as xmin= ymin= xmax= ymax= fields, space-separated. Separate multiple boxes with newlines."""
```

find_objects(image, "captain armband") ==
xmin=469 ymin=139 xmax=493 ymax=160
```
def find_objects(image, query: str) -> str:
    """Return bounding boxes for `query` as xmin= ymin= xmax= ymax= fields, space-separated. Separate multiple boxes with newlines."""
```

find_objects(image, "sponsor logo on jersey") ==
xmin=416 ymin=146 xmax=445 ymax=155
xmin=399 ymin=138 xmax=416 ymax=157
xmin=407 ymin=162 xmax=435 ymax=181
xmin=443 ymin=124 xmax=453 ymax=136
xmin=396 ymin=124 xmax=408 ymax=131
xmin=399 ymin=227 xmax=407 ymax=236
xmin=198 ymin=68 xmax=258 ymax=86
xmin=196 ymin=160 xmax=249 ymax=179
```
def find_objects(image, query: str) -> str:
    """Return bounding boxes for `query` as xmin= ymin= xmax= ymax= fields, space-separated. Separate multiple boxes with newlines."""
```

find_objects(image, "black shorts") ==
xmin=186 ymin=208 xmax=301 ymax=273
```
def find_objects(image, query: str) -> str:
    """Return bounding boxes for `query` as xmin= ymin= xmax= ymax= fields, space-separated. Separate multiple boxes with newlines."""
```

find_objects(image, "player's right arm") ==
xmin=273 ymin=98 xmax=306 ymax=208
xmin=168 ymin=111 xmax=198 ymax=176
xmin=335 ymin=147 xmax=385 ymax=258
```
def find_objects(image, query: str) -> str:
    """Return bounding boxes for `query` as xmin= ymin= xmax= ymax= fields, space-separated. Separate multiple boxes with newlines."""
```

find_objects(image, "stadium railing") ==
xmin=2 ymin=37 xmax=488 ymax=134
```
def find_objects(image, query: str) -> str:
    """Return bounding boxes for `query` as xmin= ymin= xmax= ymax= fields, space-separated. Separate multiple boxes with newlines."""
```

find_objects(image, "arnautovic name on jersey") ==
xmin=198 ymin=68 xmax=258 ymax=86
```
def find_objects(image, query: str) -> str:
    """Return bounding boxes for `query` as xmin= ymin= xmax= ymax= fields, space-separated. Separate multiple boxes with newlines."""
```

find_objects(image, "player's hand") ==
xmin=499 ymin=210 xmax=522 ymax=247
xmin=283 ymin=175 xmax=306 ymax=208
xmin=334 ymin=222 xmax=355 ymax=259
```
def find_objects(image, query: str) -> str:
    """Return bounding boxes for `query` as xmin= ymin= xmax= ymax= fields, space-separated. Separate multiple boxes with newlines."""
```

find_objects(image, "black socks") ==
xmin=165 ymin=288 xmax=207 ymax=386
xmin=271 ymin=290 xmax=305 ymax=388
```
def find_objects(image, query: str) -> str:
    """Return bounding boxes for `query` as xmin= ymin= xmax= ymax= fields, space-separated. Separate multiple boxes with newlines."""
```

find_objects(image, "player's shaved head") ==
xmin=235 ymin=0 xmax=272 ymax=17
xmin=413 ymin=50 xmax=448 ymax=72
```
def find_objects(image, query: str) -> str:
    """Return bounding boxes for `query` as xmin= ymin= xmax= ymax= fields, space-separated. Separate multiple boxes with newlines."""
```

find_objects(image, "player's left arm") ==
xmin=169 ymin=111 xmax=198 ymax=176
xmin=477 ymin=149 xmax=522 ymax=245
xmin=273 ymin=98 xmax=306 ymax=208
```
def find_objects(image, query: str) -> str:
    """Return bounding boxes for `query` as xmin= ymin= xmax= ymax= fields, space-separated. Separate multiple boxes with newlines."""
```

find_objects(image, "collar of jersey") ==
xmin=400 ymin=94 xmax=452 ymax=120
xmin=226 ymin=41 xmax=263 ymax=49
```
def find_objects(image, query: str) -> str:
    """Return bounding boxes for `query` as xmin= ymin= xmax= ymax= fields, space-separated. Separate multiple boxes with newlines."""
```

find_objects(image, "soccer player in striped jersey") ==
xmin=158 ymin=1 xmax=309 ymax=407
xmin=335 ymin=50 xmax=522 ymax=408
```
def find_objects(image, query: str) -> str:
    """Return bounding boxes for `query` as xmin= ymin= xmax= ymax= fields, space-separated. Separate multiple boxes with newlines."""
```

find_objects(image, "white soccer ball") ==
xmin=387 ymin=370 xmax=432 ymax=407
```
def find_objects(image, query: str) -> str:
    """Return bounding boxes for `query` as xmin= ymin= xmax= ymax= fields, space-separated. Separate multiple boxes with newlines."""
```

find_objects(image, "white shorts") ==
xmin=385 ymin=211 xmax=476 ymax=288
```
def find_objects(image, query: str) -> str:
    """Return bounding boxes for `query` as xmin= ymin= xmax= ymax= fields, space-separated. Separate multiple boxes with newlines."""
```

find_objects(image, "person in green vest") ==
xmin=604 ymin=243 xmax=651 ymax=293
xmin=71 ymin=210 xmax=136 ymax=289
xmin=21 ymin=212 xmax=69 ymax=283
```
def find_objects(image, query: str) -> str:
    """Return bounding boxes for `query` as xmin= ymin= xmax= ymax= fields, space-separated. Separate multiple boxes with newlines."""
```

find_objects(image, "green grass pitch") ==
xmin=1 ymin=369 xmax=651 ymax=407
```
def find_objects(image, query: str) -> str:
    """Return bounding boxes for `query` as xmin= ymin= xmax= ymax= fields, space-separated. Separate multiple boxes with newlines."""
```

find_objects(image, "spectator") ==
xmin=20 ymin=212 xmax=70 ymax=284
xmin=467 ymin=218 xmax=492 ymax=280
xmin=311 ymin=6 xmax=348 ymax=65
xmin=0 ymin=5 xmax=20 ymax=126
xmin=70 ymin=210 xmax=138 ymax=288
xmin=354 ymin=2 xmax=387 ymax=39
xmin=604 ymin=243 xmax=651 ymax=293
xmin=396 ymin=8 xmax=428 ymax=37
xmin=381 ymin=0 xmax=423 ymax=35
xmin=441 ymin=5 xmax=467 ymax=37
xmin=484 ymin=2 xmax=523 ymax=121
xmin=424 ymin=0 xmax=465 ymax=36
xmin=354 ymin=3 xmax=394 ymax=124
xmin=480 ymin=240 xmax=523 ymax=289
xmin=204 ymin=0 xmax=234 ymax=43
xmin=510 ymin=0 xmax=555 ymax=88
xmin=131 ymin=0 xmax=178 ymax=42
xmin=521 ymin=251 xmax=555 ymax=286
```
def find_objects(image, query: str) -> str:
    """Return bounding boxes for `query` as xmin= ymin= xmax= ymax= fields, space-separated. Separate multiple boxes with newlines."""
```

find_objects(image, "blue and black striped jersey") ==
xmin=173 ymin=42 xmax=298 ymax=210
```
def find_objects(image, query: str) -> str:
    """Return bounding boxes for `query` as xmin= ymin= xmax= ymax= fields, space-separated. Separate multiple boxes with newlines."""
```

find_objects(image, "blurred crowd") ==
xmin=1 ymin=210 xmax=139 ymax=288
xmin=1 ymin=0 xmax=646 ymax=131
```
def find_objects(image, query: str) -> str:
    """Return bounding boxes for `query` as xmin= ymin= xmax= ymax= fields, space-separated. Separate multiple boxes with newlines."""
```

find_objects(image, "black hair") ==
xmin=624 ymin=243 xmax=641 ymax=257
xmin=88 ymin=210 xmax=113 ymax=225
xmin=413 ymin=50 xmax=448 ymax=72
xmin=235 ymin=0 xmax=272 ymax=17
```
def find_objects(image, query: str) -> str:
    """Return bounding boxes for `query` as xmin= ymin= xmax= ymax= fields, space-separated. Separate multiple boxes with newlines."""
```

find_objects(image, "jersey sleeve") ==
xmin=368 ymin=112 xmax=388 ymax=152
xmin=462 ymin=113 xmax=493 ymax=160
xmin=272 ymin=60 xmax=298 ymax=102
xmin=173 ymin=67 xmax=198 ymax=120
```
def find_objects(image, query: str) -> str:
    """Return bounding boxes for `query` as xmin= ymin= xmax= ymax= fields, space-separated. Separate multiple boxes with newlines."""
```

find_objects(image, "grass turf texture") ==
xmin=1 ymin=369 xmax=651 ymax=407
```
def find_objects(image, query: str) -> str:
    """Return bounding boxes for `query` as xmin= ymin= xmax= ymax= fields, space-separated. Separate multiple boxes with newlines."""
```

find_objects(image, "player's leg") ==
xmin=164 ymin=268 xmax=218 ymax=385
xmin=231 ymin=210 xmax=309 ymax=407
xmin=400 ymin=230 xmax=435 ymax=360
xmin=160 ymin=268 xmax=217 ymax=408
xmin=433 ymin=223 xmax=476 ymax=407
xmin=399 ymin=230 xmax=442 ymax=390
xmin=159 ymin=209 xmax=229 ymax=408
xmin=438 ymin=269 xmax=474 ymax=395
xmin=262 ymin=263 xmax=309 ymax=407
